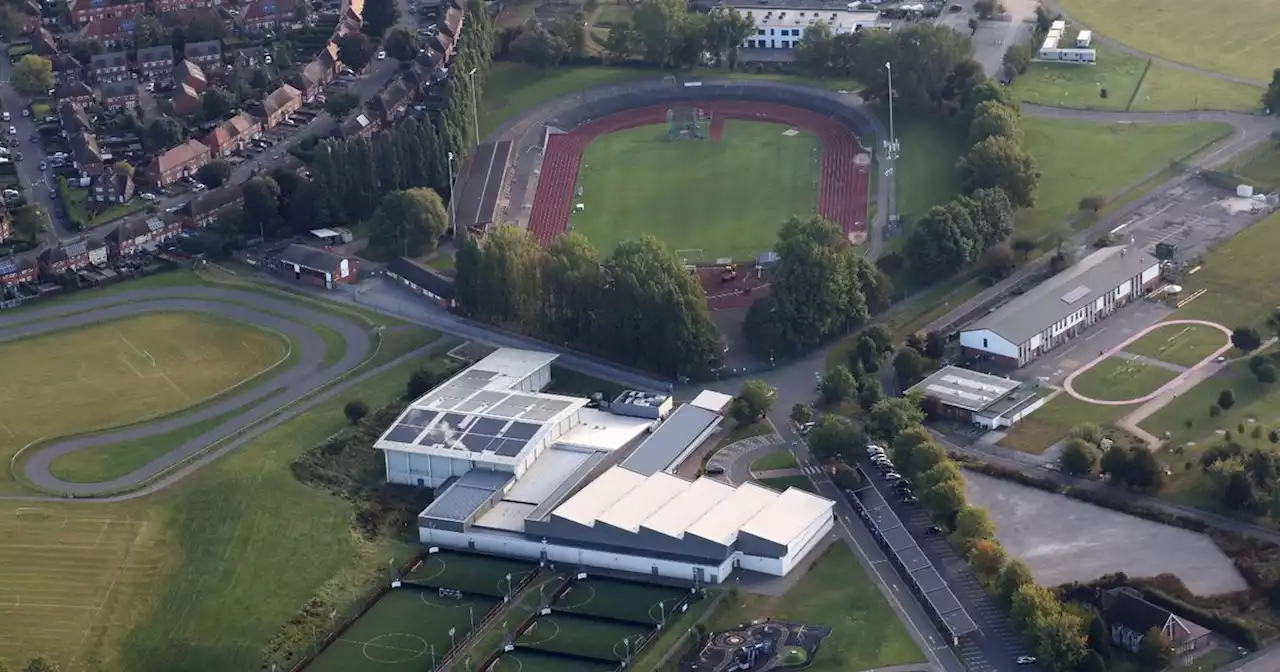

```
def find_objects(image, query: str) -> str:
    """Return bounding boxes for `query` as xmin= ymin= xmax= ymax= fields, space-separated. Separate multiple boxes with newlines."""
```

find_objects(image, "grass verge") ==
xmin=998 ymin=393 xmax=1128 ymax=454
xmin=750 ymin=451 xmax=799 ymax=472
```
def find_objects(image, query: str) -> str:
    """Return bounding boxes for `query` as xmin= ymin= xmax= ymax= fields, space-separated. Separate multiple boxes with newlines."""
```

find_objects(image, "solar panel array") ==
xmin=845 ymin=476 xmax=979 ymax=638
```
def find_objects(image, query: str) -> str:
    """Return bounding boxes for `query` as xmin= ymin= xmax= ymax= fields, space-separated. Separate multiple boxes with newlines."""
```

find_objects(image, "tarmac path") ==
xmin=0 ymin=286 xmax=376 ymax=498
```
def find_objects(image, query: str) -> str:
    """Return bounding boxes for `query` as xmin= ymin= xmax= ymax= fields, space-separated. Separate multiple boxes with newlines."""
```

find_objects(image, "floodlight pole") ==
xmin=885 ymin=61 xmax=898 ymax=160
xmin=466 ymin=67 xmax=480 ymax=148
xmin=446 ymin=151 xmax=457 ymax=235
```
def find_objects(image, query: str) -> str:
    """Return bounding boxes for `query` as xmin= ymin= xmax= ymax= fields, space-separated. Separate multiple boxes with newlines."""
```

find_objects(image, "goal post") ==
xmin=667 ymin=107 xmax=710 ymax=140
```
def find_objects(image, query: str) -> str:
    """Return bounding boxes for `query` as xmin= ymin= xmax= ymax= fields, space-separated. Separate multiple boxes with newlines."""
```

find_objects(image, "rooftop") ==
xmin=907 ymin=366 xmax=1021 ymax=412
xmin=640 ymin=477 xmax=735 ymax=538
xmin=551 ymin=466 xmax=648 ymax=526
xmin=418 ymin=469 xmax=512 ymax=522
xmin=555 ymin=408 xmax=652 ymax=451
xmin=740 ymin=486 xmax=834 ymax=546
xmin=502 ymin=445 xmax=594 ymax=505
xmin=690 ymin=390 xmax=733 ymax=413
xmin=619 ymin=404 xmax=721 ymax=476
xmin=596 ymin=472 xmax=691 ymax=532
xmin=965 ymin=246 xmax=1160 ymax=345
xmin=685 ymin=482 xmax=778 ymax=546
xmin=276 ymin=243 xmax=345 ymax=272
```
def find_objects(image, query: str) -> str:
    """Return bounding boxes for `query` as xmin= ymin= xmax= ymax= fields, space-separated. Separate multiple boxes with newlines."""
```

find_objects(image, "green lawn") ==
xmin=1017 ymin=118 xmax=1232 ymax=241
xmin=881 ymin=110 xmax=969 ymax=225
xmin=757 ymin=475 xmax=817 ymax=494
xmin=1057 ymin=0 xmax=1280 ymax=81
xmin=750 ymin=450 xmax=799 ymax=472
xmin=574 ymin=120 xmax=819 ymax=261
xmin=709 ymin=543 xmax=924 ymax=670
xmin=1158 ymin=210 xmax=1280 ymax=331
xmin=1070 ymin=357 xmax=1181 ymax=402
xmin=480 ymin=64 xmax=657 ymax=138
xmin=1121 ymin=323 xmax=1231 ymax=368
xmin=630 ymin=593 xmax=720 ymax=671
xmin=1130 ymin=64 xmax=1264 ymax=113
xmin=0 ymin=350 xmax=440 ymax=670
xmin=998 ymin=393 xmax=1128 ymax=454
xmin=1229 ymin=144 xmax=1280 ymax=191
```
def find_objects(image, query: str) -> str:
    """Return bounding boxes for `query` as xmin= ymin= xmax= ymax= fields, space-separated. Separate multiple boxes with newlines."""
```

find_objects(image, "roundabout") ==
xmin=0 ymin=286 xmax=376 ymax=498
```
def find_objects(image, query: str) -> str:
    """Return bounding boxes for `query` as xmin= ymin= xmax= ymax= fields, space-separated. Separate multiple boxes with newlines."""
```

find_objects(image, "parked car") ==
xmin=706 ymin=465 xmax=725 ymax=475
xmin=2 ymin=112 xmax=9 ymax=121
xmin=7 ymin=126 xmax=15 ymax=135
xmin=900 ymin=494 xmax=918 ymax=504
xmin=1016 ymin=657 xmax=1037 ymax=665
xmin=925 ymin=525 xmax=944 ymax=534
xmin=884 ymin=472 xmax=902 ymax=482
xmin=192 ymin=182 xmax=207 ymax=192
xmin=377 ymin=50 xmax=386 ymax=60
xmin=140 ymin=193 xmax=158 ymax=201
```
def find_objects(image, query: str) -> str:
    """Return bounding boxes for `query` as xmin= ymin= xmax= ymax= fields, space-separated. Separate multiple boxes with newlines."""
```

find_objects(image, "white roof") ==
xmin=310 ymin=228 xmax=340 ymax=237
xmin=690 ymin=390 xmax=733 ymax=413
xmin=503 ymin=446 xmax=593 ymax=505
xmin=740 ymin=487 xmax=834 ymax=546
xmin=641 ymin=477 xmax=736 ymax=538
xmin=555 ymin=408 xmax=653 ymax=451
xmin=551 ymin=467 xmax=648 ymax=526
xmin=685 ymin=482 xmax=779 ymax=545
xmin=465 ymin=348 xmax=559 ymax=389
xmin=596 ymin=472 xmax=691 ymax=532
xmin=475 ymin=500 xmax=537 ymax=532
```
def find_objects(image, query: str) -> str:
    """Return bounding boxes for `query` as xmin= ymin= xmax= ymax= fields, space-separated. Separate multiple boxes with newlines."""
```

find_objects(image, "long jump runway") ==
xmin=0 ymin=287 xmax=375 ymax=498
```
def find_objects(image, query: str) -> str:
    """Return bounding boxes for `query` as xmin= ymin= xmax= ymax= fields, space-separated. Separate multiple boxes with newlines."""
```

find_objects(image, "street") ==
xmin=0 ymin=52 xmax=63 ymax=244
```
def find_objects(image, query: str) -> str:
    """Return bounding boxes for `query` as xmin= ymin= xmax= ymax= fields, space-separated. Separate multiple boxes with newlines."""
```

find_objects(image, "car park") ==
xmin=925 ymin=525 xmax=944 ymax=534
xmin=900 ymin=494 xmax=918 ymax=504
xmin=884 ymin=472 xmax=902 ymax=482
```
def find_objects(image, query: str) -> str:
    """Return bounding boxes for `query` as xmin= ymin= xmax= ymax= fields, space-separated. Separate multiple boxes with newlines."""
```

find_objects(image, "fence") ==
xmin=632 ymin=590 xmax=727 ymax=672
xmin=438 ymin=564 xmax=545 ymax=671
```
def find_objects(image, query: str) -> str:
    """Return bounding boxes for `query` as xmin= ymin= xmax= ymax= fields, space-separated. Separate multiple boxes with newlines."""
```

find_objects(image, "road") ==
xmin=0 ymin=52 xmax=64 ymax=244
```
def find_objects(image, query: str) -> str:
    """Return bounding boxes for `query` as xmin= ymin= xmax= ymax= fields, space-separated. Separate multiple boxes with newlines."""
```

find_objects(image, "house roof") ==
xmin=175 ymin=59 xmax=206 ymax=86
xmin=964 ymin=246 xmax=1161 ymax=346
xmin=55 ymin=81 xmax=94 ymax=102
xmin=229 ymin=112 xmax=257 ymax=134
xmin=0 ymin=256 xmax=34 ymax=276
xmin=137 ymin=44 xmax=174 ymax=65
xmin=184 ymin=39 xmax=221 ymax=60
xmin=40 ymin=240 xmax=88 ymax=263
xmin=907 ymin=366 xmax=1021 ymax=413
xmin=276 ymin=244 xmax=347 ymax=271
xmin=91 ymin=166 xmax=131 ymax=192
xmin=52 ymin=53 xmax=81 ymax=72
xmin=242 ymin=0 xmax=297 ymax=21
xmin=386 ymin=257 xmax=453 ymax=299
xmin=152 ymin=138 xmax=210 ymax=174
xmin=185 ymin=183 xmax=244 ymax=215
xmin=260 ymin=84 xmax=301 ymax=116
xmin=80 ymin=16 xmax=136 ymax=40
xmin=111 ymin=215 xmax=169 ymax=242
xmin=373 ymin=79 xmax=412 ymax=118
xmin=70 ymin=131 xmax=102 ymax=164
xmin=295 ymin=58 xmax=329 ymax=89
xmin=31 ymin=27 xmax=57 ymax=55
xmin=619 ymin=404 xmax=721 ymax=476
xmin=99 ymin=80 xmax=137 ymax=99
xmin=90 ymin=51 xmax=128 ymax=70
xmin=173 ymin=83 xmax=201 ymax=114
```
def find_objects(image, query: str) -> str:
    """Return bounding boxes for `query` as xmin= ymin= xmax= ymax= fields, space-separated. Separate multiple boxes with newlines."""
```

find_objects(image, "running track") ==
xmin=526 ymin=101 xmax=871 ymax=247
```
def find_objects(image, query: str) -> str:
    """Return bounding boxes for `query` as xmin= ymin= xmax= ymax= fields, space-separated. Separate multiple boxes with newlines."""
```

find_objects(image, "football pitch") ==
xmin=516 ymin=612 xmax=650 ymax=664
xmin=553 ymin=577 xmax=688 ymax=625
xmin=572 ymin=120 xmax=820 ymax=262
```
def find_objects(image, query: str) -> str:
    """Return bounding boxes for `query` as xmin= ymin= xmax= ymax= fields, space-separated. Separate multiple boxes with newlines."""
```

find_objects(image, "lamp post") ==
xmin=446 ymin=151 xmax=456 ymax=234
xmin=465 ymin=67 xmax=480 ymax=147
xmin=884 ymin=61 xmax=899 ymax=160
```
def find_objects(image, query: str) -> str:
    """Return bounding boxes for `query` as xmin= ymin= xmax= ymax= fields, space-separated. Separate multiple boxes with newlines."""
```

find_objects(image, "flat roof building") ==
xmin=908 ymin=366 xmax=1049 ymax=429
xmin=960 ymin=246 xmax=1161 ymax=368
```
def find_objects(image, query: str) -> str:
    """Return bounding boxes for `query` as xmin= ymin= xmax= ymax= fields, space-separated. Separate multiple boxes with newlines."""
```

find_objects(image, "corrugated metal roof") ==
xmin=551 ymin=466 xmax=647 ymax=526
xmin=685 ymin=482 xmax=778 ymax=546
xmin=419 ymin=470 xmax=513 ymax=522
xmin=596 ymin=472 xmax=691 ymax=532
xmin=620 ymin=405 xmax=721 ymax=475
xmin=740 ymin=487 xmax=834 ymax=546
xmin=641 ymin=477 xmax=736 ymax=538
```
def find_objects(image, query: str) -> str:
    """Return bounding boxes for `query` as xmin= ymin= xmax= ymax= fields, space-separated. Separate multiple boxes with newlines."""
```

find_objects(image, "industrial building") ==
xmin=908 ymin=366 xmax=1048 ymax=429
xmin=376 ymin=348 xmax=834 ymax=583
xmin=722 ymin=0 xmax=879 ymax=50
xmin=959 ymin=245 xmax=1162 ymax=368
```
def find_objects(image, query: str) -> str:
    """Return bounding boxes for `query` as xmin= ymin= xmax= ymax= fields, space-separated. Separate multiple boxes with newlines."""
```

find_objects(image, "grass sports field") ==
xmin=490 ymin=647 xmax=616 ymax=672
xmin=573 ymin=120 xmax=820 ymax=262
xmin=1058 ymin=0 xmax=1280 ymax=81
xmin=1121 ymin=323 xmax=1230 ymax=368
xmin=517 ymin=612 xmax=649 ymax=663
xmin=0 ymin=312 xmax=288 ymax=483
xmin=1070 ymin=357 xmax=1180 ymax=402
xmin=554 ymin=577 xmax=687 ymax=625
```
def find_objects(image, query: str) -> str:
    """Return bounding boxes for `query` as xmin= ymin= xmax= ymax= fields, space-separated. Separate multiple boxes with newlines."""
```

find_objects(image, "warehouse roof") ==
xmin=555 ymin=408 xmax=653 ymax=451
xmin=685 ymin=482 xmax=779 ymax=545
xmin=907 ymin=366 xmax=1021 ymax=412
xmin=419 ymin=469 xmax=512 ymax=522
xmin=552 ymin=467 xmax=648 ymax=526
xmin=641 ymin=477 xmax=735 ymax=538
xmin=503 ymin=446 xmax=595 ymax=505
xmin=619 ymin=404 xmax=722 ymax=475
xmin=596 ymin=472 xmax=691 ymax=532
xmin=740 ymin=487 xmax=835 ymax=546
xmin=475 ymin=500 xmax=537 ymax=532
xmin=690 ymin=390 xmax=733 ymax=413
xmin=964 ymin=246 xmax=1159 ymax=345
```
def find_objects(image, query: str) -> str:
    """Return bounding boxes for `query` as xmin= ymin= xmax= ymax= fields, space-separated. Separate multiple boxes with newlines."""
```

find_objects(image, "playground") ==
xmin=683 ymin=621 xmax=830 ymax=672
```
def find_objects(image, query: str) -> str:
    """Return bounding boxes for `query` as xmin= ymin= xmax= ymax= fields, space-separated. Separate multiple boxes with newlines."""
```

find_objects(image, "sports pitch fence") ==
xmin=516 ymin=613 xmax=650 ymax=664
xmin=552 ymin=577 xmax=689 ymax=626
xmin=403 ymin=549 xmax=539 ymax=600
xmin=489 ymin=647 xmax=618 ymax=672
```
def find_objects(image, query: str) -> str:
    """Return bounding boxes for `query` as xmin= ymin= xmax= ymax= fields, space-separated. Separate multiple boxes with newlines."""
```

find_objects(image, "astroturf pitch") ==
xmin=404 ymin=549 xmax=539 ymax=598
xmin=571 ymin=120 xmax=820 ymax=262
xmin=306 ymin=587 xmax=499 ymax=671
xmin=553 ymin=577 xmax=688 ymax=625
xmin=490 ymin=648 xmax=618 ymax=672
xmin=517 ymin=612 xmax=651 ymax=663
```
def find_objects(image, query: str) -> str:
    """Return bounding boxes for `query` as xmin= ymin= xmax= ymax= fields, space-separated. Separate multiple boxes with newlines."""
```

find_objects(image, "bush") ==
xmin=1218 ymin=389 xmax=1236 ymax=411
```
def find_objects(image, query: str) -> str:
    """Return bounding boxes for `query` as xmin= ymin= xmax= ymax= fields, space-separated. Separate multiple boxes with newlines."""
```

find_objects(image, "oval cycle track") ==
xmin=0 ymin=286 xmax=374 ymax=498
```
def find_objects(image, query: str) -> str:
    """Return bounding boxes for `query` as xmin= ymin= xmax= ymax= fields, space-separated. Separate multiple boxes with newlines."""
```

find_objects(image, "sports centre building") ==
xmin=375 ymin=348 xmax=835 ymax=584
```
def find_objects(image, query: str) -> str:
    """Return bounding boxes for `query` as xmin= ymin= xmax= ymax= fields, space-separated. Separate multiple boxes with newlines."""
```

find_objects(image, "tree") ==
xmin=920 ymin=460 xmax=963 ymax=491
xmin=867 ymin=395 xmax=926 ymax=443
xmin=632 ymin=0 xmax=692 ymax=67
xmin=1265 ymin=68 xmax=1280 ymax=114
xmin=510 ymin=21 xmax=569 ymax=67
xmin=1002 ymin=42 xmax=1034 ymax=76
xmin=1218 ymin=388 xmax=1236 ymax=410
xmin=322 ymin=91 xmax=361 ymax=118
xmin=965 ymin=187 xmax=1016 ymax=250
xmin=1011 ymin=236 xmax=1037 ymax=260
xmin=134 ymin=14 xmax=166 ymax=47
xmin=732 ymin=379 xmax=777 ymax=423
xmin=1232 ymin=326 xmax=1262 ymax=351
xmin=905 ymin=200 xmax=978 ymax=276
xmin=890 ymin=426 xmax=934 ymax=475
xmin=973 ymin=0 xmax=1000 ymax=19
xmin=362 ymin=0 xmax=399 ymax=37
xmin=922 ymin=479 xmax=966 ymax=519
xmin=968 ymin=539 xmax=1008 ymax=587
xmin=959 ymin=135 xmax=1040 ymax=208
xmin=969 ymin=100 xmax=1022 ymax=145
xmin=344 ymin=399 xmax=369 ymax=425
xmin=1101 ymin=444 xmax=1131 ymax=483
xmin=1060 ymin=438 xmax=1100 ymax=476
xmin=384 ymin=25 xmax=421 ymax=62
xmin=0 ymin=4 xmax=25 ymax=41
xmin=201 ymin=87 xmax=234 ymax=121
xmin=1224 ymin=470 xmax=1257 ymax=510
xmin=367 ymin=187 xmax=449 ymax=257
xmin=794 ymin=18 xmax=834 ymax=75
xmin=1137 ymin=627 xmax=1173 ymax=670
xmin=790 ymin=403 xmax=813 ymax=425
xmin=852 ymin=24 xmax=975 ymax=111
xmin=892 ymin=347 xmax=927 ymax=386
xmin=23 ymin=660 xmax=58 ymax=672
xmin=1126 ymin=447 xmax=1165 ymax=492
xmin=12 ymin=55 xmax=53 ymax=96
xmin=953 ymin=505 xmax=996 ymax=553
xmin=603 ymin=24 xmax=639 ymax=62
xmin=966 ymin=79 xmax=1014 ymax=118
xmin=1086 ymin=615 xmax=1111 ymax=659
xmin=143 ymin=116 xmax=184 ymax=152
xmin=337 ymin=33 xmax=376 ymax=72
xmin=821 ymin=365 xmax=858 ymax=404
xmin=806 ymin=415 xmax=863 ymax=463
xmin=996 ymin=559 xmax=1034 ymax=608
xmin=195 ymin=160 xmax=232 ymax=188
xmin=704 ymin=5 xmax=754 ymax=67
xmin=858 ymin=377 xmax=884 ymax=412
xmin=241 ymin=176 xmax=281 ymax=238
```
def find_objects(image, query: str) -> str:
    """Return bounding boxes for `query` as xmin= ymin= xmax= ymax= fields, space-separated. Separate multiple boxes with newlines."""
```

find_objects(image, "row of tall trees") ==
xmin=743 ymin=217 xmax=892 ymax=357
xmin=454 ymin=229 xmax=723 ymax=378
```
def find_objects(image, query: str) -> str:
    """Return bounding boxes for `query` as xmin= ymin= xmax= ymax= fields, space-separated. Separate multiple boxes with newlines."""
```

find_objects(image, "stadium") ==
xmin=375 ymin=348 xmax=835 ymax=584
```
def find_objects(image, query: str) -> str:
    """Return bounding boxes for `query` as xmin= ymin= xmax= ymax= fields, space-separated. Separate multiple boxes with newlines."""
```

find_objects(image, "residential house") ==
xmin=99 ymin=80 xmax=139 ymax=112
xmin=371 ymin=77 xmax=413 ymax=125
xmin=1067 ymin=587 xmax=1212 ymax=656
xmin=172 ymin=83 xmax=201 ymax=116
xmin=183 ymin=183 xmax=243 ymax=228
xmin=30 ymin=26 xmax=58 ymax=56
xmin=38 ymin=240 xmax=91 ymax=275
xmin=0 ymin=257 xmax=37 ymax=288
xmin=256 ymin=83 xmax=301 ymax=129
xmin=151 ymin=0 xmax=221 ymax=14
xmin=202 ymin=112 xmax=260 ymax=156
xmin=68 ymin=0 xmax=146 ymax=25
xmin=79 ymin=16 xmax=137 ymax=47
xmin=239 ymin=0 xmax=301 ymax=33
xmin=272 ymin=244 xmax=357 ymax=289
xmin=148 ymin=138 xmax=211 ymax=186
xmin=52 ymin=53 xmax=83 ymax=86
xmin=230 ymin=46 xmax=266 ymax=69
xmin=54 ymin=81 xmax=94 ymax=106
xmin=58 ymin=102 xmax=93 ymax=137
xmin=90 ymin=165 xmax=134 ymax=203
xmin=385 ymin=257 xmax=454 ymax=308
xmin=290 ymin=57 xmax=331 ymax=102
xmin=137 ymin=45 xmax=175 ymax=81
xmin=69 ymin=131 xmax=105 ymax=176
xmin=340 ymin=110 xmax=372 ymax=138
xmin=90 ymin=51 xmax=129 ymax=83
xmin=87 ymin=240 xmax=109 ymax=266
xmin=434 ymin=0 xmax=465 ymax=60
xmin=105 ymin=215 xmax=181 ymax=256
xmin=183 ymin=39 xmax=221 ymax=67
xmin=174 ymin=59 xmax=206 ymax=92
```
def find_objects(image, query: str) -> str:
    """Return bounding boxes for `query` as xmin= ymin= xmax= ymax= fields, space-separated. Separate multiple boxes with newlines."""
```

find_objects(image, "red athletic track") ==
xmin=526 ymin=101 xmax=870 ymax=248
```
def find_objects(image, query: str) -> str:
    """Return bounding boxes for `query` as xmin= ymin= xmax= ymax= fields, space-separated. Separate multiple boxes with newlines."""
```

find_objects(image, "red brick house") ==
xmin=256 ymin=84 xmax=301 ymax=129
xmin=89 ymin=50 xmax=129 ymax=83
xmin=105 ymin=215 xmax=182 ymax=257
xmin=69 ymin=0 xmax=146 ymax=26
xmin=0 ymin=256 xmax=37 ymax=287
xmin=99 ymin=80 xmax=139 ymax=112
xmin=174 ymin=59 xmax=206 ymax=92
xmin=173 ymin=83 xmax=201 ymax=116
xmin=183 ymin=183 xmax=243 ymax=228
xmin=272 ymin=244 xmax=358 ymax=289
xmin=151 ymin=0 xmax=222 ymax=14
xmin=38 ymin=240 xmax=91 ymax=275
xmin=55 ymin=82 xmax=94 ymax=106
xmin=238 ymin=0 xmax=301 ymax=33
xmin=90 ymin=165 xmax=134 ymax=203
xmin=203 ymin=112 xmax=260 ymax=156
xmin=149 ymin=139 xmax=211 ymax=187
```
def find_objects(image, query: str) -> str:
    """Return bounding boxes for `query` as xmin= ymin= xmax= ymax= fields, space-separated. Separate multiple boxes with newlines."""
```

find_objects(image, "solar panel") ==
xmin=461 ymin=434 xmax=496 ymax=452
xmin=502 ymin=422 xmax=540 ymax=440
xmin=440 ymin=413 xmax=469 ymax=431
xmin=494 ymin=439 xmax=527 ymax=457
xmin=491 ymin=399 xmax=533 ymax=419
xmin=897 ymin=546 xmax=930 ymax=573
xmin=469 ymin=417 xmax=506 ymax=436
xmin=385 ymin=426 xmax=423 ymax=443
xmin=940 ymin=607 xmax=979 ymax=636
xmin=912 ymin=567 xmax=946 ymax=593
xmin=401 ymin=409 xmax=438 ymax=428
xmin=928 ymin=590 xmax=962 ymax=618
